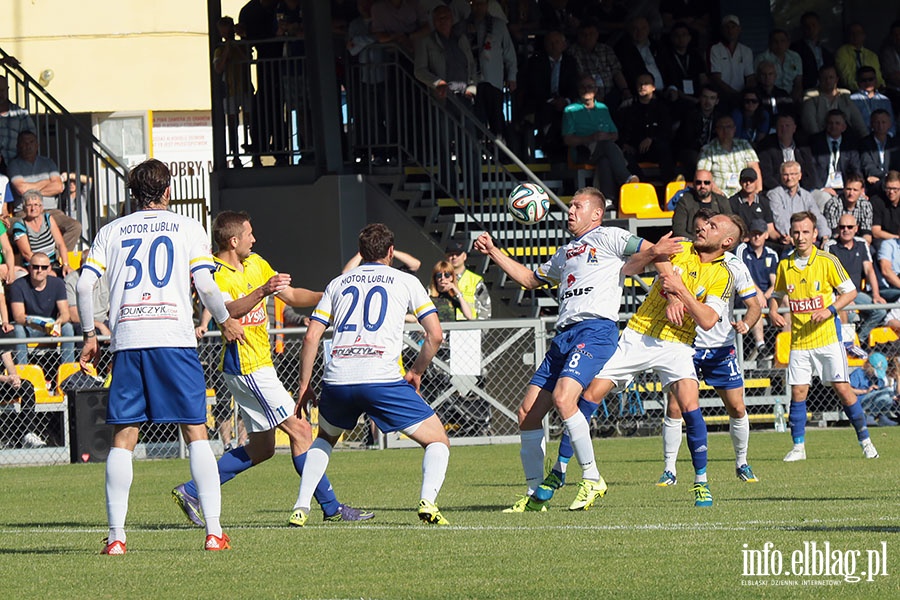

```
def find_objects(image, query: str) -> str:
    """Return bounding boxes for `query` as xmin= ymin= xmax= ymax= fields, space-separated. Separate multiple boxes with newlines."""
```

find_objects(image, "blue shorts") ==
xmin=319 ymin=380 xmax=435 ymax=433
xmin=530 ymin=319 xmax=619 ymax=391
xmin=693 ymin=346 xmax=743 ymax=390
xmin=107 ymin=348 xmax=207 ymax=424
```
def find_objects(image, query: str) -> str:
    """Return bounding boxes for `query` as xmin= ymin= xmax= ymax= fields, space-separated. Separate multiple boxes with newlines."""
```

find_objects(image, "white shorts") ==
xmin=594 ymin=327 xmax=697 ymax=391
xmin=223 ymin=366 xmax=294 ymax=433
xmin=787 ymin=342 xmax=849 ymax=386
xmin=887 ymin=308 xmax=900 ymax=323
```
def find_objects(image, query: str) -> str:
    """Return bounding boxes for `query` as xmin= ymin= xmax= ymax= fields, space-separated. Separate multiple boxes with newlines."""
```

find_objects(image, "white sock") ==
xmin=294 ymin=438 xmax=332 ymax=511
xmin=105 ymin=447 xmax=133 ymax=543
xmin=519 ymin=429 xmax=546 ymax=495
xmin=564 ymin=412 xmax=599 ymax=481
xmin=662 ymin=416 xmax=682 ymax=475
xmin=420 ymin=442 xmax=450 ymax=503
xmin=189 ymin=440 xmax=222 ymax=538
xmin=730 ymin=414 xmax=750 ymax=467
xmin=694 ymin=472 xmax=708 ymax=484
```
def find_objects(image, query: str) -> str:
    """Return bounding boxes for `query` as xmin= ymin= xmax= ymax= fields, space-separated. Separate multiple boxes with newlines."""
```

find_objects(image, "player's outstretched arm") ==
xmin=472 ymin=232 xmax=543 ymax=289
xmin=297 ymin=319 xmax=326 ymax=415
xmin=194 ymin=268 xmax=245 ymax=344
xmin=277 ymin=286 xmax=323 ymax=308
xmin=623 ymin=232 xmax=685 ymax=276
xmin=405 ymin=312 xmax=442 ymax=391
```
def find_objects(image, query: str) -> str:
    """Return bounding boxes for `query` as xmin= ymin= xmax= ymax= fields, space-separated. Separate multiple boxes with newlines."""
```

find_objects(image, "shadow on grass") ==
xmin=0 ymin=547 xmax=86 ymax=555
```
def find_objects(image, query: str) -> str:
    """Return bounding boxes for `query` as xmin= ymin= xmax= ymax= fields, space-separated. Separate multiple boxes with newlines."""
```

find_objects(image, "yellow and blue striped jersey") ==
xmin=627 ymin=242 xmax=734 ymax=345
xmin=772 ymin=247 xmax=852 ymax=350
xmin=215 ymin=254 xmax=277 ymax=375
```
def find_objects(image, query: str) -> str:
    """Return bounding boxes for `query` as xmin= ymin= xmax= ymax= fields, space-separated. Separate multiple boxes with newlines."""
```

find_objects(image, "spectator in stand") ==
xmin=60 ymin=173 xmax=91 ymax=240
xmin=801 ymin=65 xmax=868 ymax=138
xmin=213 ymin=16 xmax=253 ymax=169
xmin=445 ymin=240 xmax=491 ymax=319
xmin=876 ymin=235 xmax=900 ymax=302
xmin=675 ymin=85 xmax=722 ymax=175
xmin=729 ymin=168 xmax=777 ymax=243
xmin=7 ymin=131 xmax=81 ymax=252
xmin=11 ymin=190 xmax=72 ymax=275
xmin=754 ymin=60 xmax=793 ymax=129
xmin=708 ymin=15 xmax=755 ymax=110
xmin=657 ymin=22 xmax=708 ymax=120
xmin=617 ymin=72 xmax=675 ymax=183
xmin=614 ymin=16 xmax=665 ymax=95
xmin=835 ymin=23 xmax=884 ymax=91
xmin=823 ymin=213 xmax=886 ymax=347
xmin=768 ymin=160 xmax=831 ymax=245
xmin=808 ymin=109 xmax=861 ymax=209
xmin=734 ymin=219 xmax=779 ymax=361
xmin=754 ymin=29 xmax=803 ymax=103
xmin=860 ymin=110 xmax=899 ymax=198
xmin=849 ymin=352 xmax=898 ymax=427
xmin=880 ymin=21 xmax=900 ymax=107
xmin=822 ymin=172 xmax=873 ymax=244
xmin=415 ymin=5 xmax=477 ymax=103
xmin=671 ymin=169 xmax=731 ymax=240
xmin=872 ymin=170 xmax=900 ymax=242
xmin=506 ymin=0 xmax=541 ymax=63
xmin=850 ymin=66 xmax=896 ymax=136
xmin=757 ymin=113 xmax=816 ymax=192
xmin=731 ymin=88 xmax=769 ymax=144
xmin=792 ymin=11 xmax=834 ymax=93
xmin=697 ymin=114 xmax=761 ymax=199
xmin=0 ymin=74 xmax=37 ymax=174
xmin=568 ymin=20 xmax=629 ymax=110
xmin=521 ymin=30 xmax=579 ymax=161
xmin=561 ymin=75 xmax=637 ymax=203
xmin=429 ymin=260 xmax=473 ymax=321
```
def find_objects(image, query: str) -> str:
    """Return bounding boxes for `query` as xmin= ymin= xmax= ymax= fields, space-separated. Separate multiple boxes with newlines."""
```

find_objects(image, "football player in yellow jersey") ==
xmin=173 ymin=211 xmax=375 ymax=527
xmin=582 ymin=213 xmax=744 ymax=507
xmin=768 ymin=212 xmax=879 ymax=461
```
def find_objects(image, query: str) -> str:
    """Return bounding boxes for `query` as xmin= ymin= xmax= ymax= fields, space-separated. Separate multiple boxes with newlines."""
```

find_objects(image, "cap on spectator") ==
xmin=748 ymin=218 xmax=768 ymax=234
xmin=739 ymin=168 xmax=758 ymax=182
xmin=445 ymin=240 xmax=468 ymax=255
xmin=868 ymin=352 xmax=888 ymax=380
xmin=722 ymin=14 xmax=740 ymax=27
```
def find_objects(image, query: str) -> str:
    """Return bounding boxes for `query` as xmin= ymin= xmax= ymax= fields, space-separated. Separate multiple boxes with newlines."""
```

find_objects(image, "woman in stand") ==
xmin=429 ymin=260 xmax=473 ymax=321
xmin=11 ymin=190 xmax=71 ymax=277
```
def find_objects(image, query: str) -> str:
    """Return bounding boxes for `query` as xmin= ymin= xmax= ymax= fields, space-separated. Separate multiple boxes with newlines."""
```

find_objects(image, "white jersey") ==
xmin=85 ymin=210 xmax=214 ymax=352
xmin=694 ymin=251 xmax=757 ymax=349
xmin=311 ymin=263 xmax=436 ymax=385
xmin=535 ymin=225 xmax=643 ymax=330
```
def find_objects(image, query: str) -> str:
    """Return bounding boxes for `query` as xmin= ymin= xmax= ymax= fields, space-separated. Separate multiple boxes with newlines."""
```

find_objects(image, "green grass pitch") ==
xmin=0 ymin=428 xmax=896 ymax=599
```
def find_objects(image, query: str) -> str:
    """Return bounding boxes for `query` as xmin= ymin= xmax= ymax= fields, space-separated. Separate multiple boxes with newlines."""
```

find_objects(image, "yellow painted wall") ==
xmin=0 ymin=0 xmax=248 ymax=112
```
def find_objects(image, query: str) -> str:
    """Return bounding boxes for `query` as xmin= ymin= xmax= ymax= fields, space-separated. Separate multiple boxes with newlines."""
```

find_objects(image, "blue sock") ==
xmin=842 ymin=402 xmax=869 ymax=442
xmin=183 ymin=446 xmax=253 ymax=498
xmin=789 ymin=400 xmax=807 ymax=444
xmin=557 ymin=398 xmax=598 ymax=462
xmin=293 ymin=453 xmax=340 ymax=515
xmin=682 ymin=408 xmax=708 ymax=475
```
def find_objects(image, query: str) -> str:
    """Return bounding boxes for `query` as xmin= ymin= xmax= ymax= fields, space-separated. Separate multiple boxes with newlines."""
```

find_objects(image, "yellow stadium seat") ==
xmin=774 ymin=331 xmax=791 ymax=368
xmin=847 ymin=333 xmax=866 ymax=368
xmin=67 ymin=250 xmax=83 ymax=270
xmin=664 ymin=180 xmax=686 ymax=207
xmin=16 ymin=364 xmax=63 ymax=404
xmin=618 ymin=182 xmax=674 ymax=219
xmin=56 ymin=361 xmax=82 ymax=395
xmin=867 ymin=326 xmax=899 ymax=347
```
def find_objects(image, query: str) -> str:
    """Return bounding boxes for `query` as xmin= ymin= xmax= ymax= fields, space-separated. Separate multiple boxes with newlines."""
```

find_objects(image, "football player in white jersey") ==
xmin=655 ymin=209 xmax=763 ymax=487
xmin=292 ymin=223 xmax=451 ymax=526
xmin=78 ymin=159 xmax=244 ymax=554
xmin=473 ymin=186 xmax=683 ymax=512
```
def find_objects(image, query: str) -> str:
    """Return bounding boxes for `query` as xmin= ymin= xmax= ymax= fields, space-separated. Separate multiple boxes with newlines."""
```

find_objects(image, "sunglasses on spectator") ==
xmin=30 ymin=264 xmax=51 ymax=271
xmin=435 ymin=272 xmax=454 ymax=279
xmin=694 ymin=180 xmax=711 ymax=185
xmin=838 ymin=224 xmax=856 ymax=230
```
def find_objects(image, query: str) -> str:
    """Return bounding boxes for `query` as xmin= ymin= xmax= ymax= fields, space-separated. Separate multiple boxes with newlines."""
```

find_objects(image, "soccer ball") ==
xmin=507 ymin=183 xmax=550 ymax=225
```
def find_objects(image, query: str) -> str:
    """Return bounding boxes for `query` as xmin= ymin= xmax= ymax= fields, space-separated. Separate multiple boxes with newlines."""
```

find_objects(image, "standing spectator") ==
xmin=657 ymin=22 xmax=708 ymax=119
xmin=731 ymin=88 xmax=769 ymax=144
xmin=872 ymin=170 xmax=900 ymax=241
xmin=618 ymin=73 xmax=674 ymax=183
xmin=849 ymin=353 xmax=898 ymax=427
xmin=835 ymin=23 xmax=884 ymax=91
xmin=568 ymin=20 xmax=628 ymax=109
xmin=7 ymin=131 xmax=81 ymax=252
xmin=754 ymin=60 xmax=793 ymax=127
xmin=614 ymin=16 xmax=665 ymax=93
xmin=808 ymin=109 xmax=861 ymax=209
xmin=671 ymin=169 xmax=731 ymax=239
xmin=728 ymin=168 xmax=777 ymax=242
xmin=8 ymin=252 xmax=75 ymax=365
xmin=414 ymin=5 xmax=477 ymax=102
xmin=708 ymin=15 xmax=755 ymax=109
xmin=860 ymin=110 xmax=899 ymax=198
xmin=429 ymin=260 xmax=473 ymax=321
xmin=850 ymin=66 xmax=896 ymax=136
xmin=734 ymin=219 xmax=779 ymax=360
xmin=801 ymin=65 xmax=868 ymax=138
xmin=876 ymin=236 xmax=900 ymax=302
xmin=466 ymin=0 xmax=517 ymax=140
xmin=823 ymin=214 xmax=886 ymax=347
xmin=822 ymin=172 xmax=873 ymax=243
xmin=675 ymin=85 xmax=722 ymax=175
xmin=11 ymin=190 xmax=72 ymax=274
xmin=754 ymin=29 xmax=803 ymax=103
xmin=697 ymin=114 xmax=761 ymax=198
xmin=791 ymin=11 xmax=834 ymax=92
xmin=213 ymin=16 xmax=253 ymax=169
xmin=445 ymin=240 xmax=491 ymax=319
xmin=756 ymin=113 xmax=816 ymax=192
xmin=0 ymin=74 xmax=36 ymax=173
xmin=768 ymin=160 xmax=831 ymax=244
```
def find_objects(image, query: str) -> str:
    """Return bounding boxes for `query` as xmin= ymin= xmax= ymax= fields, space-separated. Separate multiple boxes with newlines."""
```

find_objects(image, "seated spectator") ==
xmin=850 ymin=66 xmax=896 ymax=136
xmin=835 ymin=23 xmax=885 ymax=91
xmin=731 ymin=88 xmax=769 ymax=144
xmin=8 ymin=252 xmax=75 ymax=365
xmin=734 ymin=219 xmax=779 ymax=360
xmin=754 ymin=29 xmax=803 ymax=103
xmin=671 ymin=169 xmax=731 ymax=239
xmin=657 ymin=21 xmax=708 ymax=118
xmin=617 ymin=72 xmax=675 ymax=182
xmin=708 ymin=15 xmax=754 ymax=110
xmin=561 ymin=75 xmax=637 ymax=202
xmin=808 ymin=110 xmax=861 ymax=210
xmin=872 ymin=170 xmax=900 ymax=242
xmin=674 ymin=84 xmax=722 ymax=175
xmin=11 ymin=190 xmax=72 ymax=275
xmin=0 ymin=74 xmax=37 ymax=174
xmin=801 ymin=65 xmax=868 ymax=138
xmin=614 ymin=16 xmax=664 ymax=95
xmin=791 ymin=11 xmax=834 ymax=92
xmin=729 ymin=168 xmax=777 ymax=242
xmin=429 ymin=260 xmax=473 ymax=321
xmin=768 ymin=160 xmax=831 ymax=246
xmin=7 ymin=131 xmax=81 ymax=252
xmin=757 ymin=113 xmax=816 ymax=191
xmin=876 ymin=237 xmax=900 ymax=302
xmin=466 ymin=0 xmax=518 ymax=141
xmin=696 ymin=114 xmax=761 ymax=198
xmin=822 ymin=214 xmax=886 ymax=346
xmin=822 ymin=172 xmax=873 ymax=243
xmin=860 ymin=109 xmax=899 ymax=198
xmin=65 ymin=249 xmax=110 ymax=337
xmin=754 ymin=60 xmax=793 ymax=129
xmin=568 ymin=19 xmax=628 ymax=110
xmin=849 ymin=352 xmax=898 ymax=427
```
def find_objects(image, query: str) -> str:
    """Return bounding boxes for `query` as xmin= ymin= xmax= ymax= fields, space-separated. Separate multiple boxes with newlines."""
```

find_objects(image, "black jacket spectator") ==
xmin=808 ymin=130 xmax=861 ymax=190
xmin=756 ymin=136 xmax=817 ymax=191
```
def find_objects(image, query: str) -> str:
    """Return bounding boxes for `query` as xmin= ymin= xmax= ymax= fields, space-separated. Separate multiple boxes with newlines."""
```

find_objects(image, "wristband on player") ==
xmin=827 ymin=305 xmax=837 ymax=316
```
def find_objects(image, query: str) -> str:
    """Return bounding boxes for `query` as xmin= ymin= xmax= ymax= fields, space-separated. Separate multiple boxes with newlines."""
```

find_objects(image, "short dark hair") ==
xmin=723 ymin=214 xmax=747 ymax=250
xmin=843 ymin=171 xmax=865 ymax=187
xmin=212 ymin=210 xmax=250 ymax=251
xmin=790 ymin=211 xmax=817 ymax=226
xmin=856 ymin=65 xmax=877 ymax=80
xmin=128 ymin=158 xmax=171 ymax=210
xmin=825 ymin=109 xmax=847 ymax=123
xmin=358 ymin=223 xmax=394 ymax=262
xmin=573 ymin=186 xmax=606 ymax=211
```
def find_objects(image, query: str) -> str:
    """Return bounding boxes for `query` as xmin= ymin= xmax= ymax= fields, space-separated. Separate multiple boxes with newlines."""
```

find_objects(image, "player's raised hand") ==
xmin=472 ymin=232 xmax=495 ymax=254
xmin=264 ymin=273 xmax=291 ymax=296
xmin=219 ymin=316 xmax=246 ymax=344
xmin=652 ymin=232 xmax=685 ymax=258
xmin=659 ymin=272 xmax=689 ymax=300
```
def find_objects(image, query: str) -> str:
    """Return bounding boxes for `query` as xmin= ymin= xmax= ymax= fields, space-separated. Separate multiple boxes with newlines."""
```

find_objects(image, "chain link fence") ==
xmin=2 ymin=309 xmax=898 ymax=466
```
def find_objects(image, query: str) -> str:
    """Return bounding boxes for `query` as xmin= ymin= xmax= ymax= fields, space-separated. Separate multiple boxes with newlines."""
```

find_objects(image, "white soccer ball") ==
xmin=507 ymin=182 xmax=550 ymax=225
